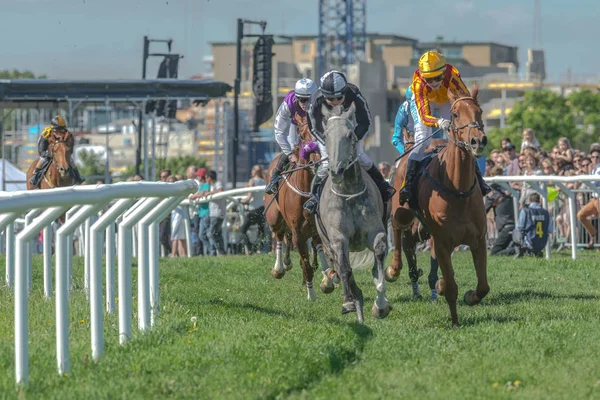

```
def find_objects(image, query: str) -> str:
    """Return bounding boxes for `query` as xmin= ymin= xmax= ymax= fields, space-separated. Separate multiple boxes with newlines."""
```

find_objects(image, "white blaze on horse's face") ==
xmin=324 ymin=105 xmax=357 ymax=184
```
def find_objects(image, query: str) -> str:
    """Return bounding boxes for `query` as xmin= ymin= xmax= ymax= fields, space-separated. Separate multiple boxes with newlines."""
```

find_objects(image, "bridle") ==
xmin=326 ymin=116 xmax=366 ymax=201
xmin=447 ymin=97 xmax=485 ymax=156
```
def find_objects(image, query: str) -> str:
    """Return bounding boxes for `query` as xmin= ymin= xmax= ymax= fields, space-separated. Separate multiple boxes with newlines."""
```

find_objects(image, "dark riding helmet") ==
xmin=319 ymin=70 xmax=347 ymax=98
xmin=51 ymin=115 xmax=68 ymax=132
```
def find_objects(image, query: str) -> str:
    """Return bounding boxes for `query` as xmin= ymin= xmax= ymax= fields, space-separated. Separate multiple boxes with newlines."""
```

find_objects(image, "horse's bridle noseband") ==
xmin=447 ymin=97 xmax=485 ymax=156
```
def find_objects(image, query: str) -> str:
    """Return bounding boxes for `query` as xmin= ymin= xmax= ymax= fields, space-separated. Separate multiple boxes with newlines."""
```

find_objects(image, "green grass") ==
xmin=1 ymin=250 xmax=600 ymax=399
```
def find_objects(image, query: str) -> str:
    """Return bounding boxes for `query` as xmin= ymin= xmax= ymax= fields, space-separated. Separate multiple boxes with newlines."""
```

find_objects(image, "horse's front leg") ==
xmin=465 ymin=237 xmax=490 ymax=306
xmin=332 ymin=238 xmax=363 ymax=323
xmin=271 ymin=231 xmax=286 ymax=279
xmin=403 ymin=229 xmax=423 ymax=298
xmin=313 ymin=237 xmax=335 ymax=294
xmin=428 ymin=247 xmax=440 ymax=301
xmin=385 ymin=224 xmax=403 ymax=282
xmin=433 ymin=239 xmax=460 ymax=327
xmin=293 ymin=231 xmax=316 ymax=301
xmin=370 ymin=230 xmax=391 ymax=319
xmin=283 ymin=230 xmax=292 ymax=271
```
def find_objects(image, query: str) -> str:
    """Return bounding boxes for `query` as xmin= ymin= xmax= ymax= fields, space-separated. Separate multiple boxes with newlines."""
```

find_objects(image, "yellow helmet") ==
xmin=418 ymin=51 xmax=447 ymax=79
xmin=51 ymin=115 xmax=68 ymax=131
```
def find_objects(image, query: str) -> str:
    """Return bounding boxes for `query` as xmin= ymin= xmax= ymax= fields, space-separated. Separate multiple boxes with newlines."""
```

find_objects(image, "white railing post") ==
xmin=1 ymin=212 xmax=19 ymax=289
xmin=24 ymin=209 xmax=41 ymax=292
xmin=15 ymin=206 xmax=66 ymax=384
xmin=554 ymin=182 xmax=577 ymax=260
xmin=65 ymin=205 xmax=82 ymax=292
xmin=118 ymin=197 xmax=163 ymax=344
xmin=55 ymin=204 xmax=105 ymax=376
xmin=43 ymin=225 xmax=53 ymax=297
xmin=89 ymin=198 xmax=135 ymax=361
xmin=138 ymin=196 xmax=184 ymax=330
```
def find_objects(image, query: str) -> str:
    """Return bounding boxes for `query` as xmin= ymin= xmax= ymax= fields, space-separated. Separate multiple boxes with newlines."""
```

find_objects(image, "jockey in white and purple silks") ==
xmin=264 ymin=78 xmax=319 ymax=195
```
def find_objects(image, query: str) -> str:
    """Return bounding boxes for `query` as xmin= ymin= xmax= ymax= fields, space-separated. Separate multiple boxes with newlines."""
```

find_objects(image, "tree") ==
xmin=0 ymin=69 xmax=47 ymax=79
xmin=77 ymin=150 xmax=105 ymax=181
xmin=486 ymin=89 xmax=600 ymax=153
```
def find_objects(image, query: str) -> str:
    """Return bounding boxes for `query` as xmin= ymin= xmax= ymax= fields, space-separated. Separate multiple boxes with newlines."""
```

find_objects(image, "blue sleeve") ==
xmin=392 ymin=102 xmax=408 ymax=154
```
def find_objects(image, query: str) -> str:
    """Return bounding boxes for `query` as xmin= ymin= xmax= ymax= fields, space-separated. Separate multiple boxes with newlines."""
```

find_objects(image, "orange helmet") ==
xmin=51 ymin=115 xmax=68 ymax=132
xmin=418 ymin=51 xmax=447 ymax=79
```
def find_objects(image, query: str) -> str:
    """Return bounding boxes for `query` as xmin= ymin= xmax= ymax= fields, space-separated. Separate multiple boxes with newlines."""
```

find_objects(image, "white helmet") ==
xmin=294 ymin=78 xmax=317 ymax=99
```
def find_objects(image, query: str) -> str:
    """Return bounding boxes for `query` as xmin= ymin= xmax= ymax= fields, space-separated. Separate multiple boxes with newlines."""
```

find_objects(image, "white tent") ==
xmin=0 ymin=159 xmax=27 ymax=192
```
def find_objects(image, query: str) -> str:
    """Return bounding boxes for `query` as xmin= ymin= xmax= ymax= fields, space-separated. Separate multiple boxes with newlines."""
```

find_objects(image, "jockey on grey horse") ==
xmin=304 ymin=70 xmax=396 ymax=214
xmin=264 ymin=78 xmax=319 ymax=195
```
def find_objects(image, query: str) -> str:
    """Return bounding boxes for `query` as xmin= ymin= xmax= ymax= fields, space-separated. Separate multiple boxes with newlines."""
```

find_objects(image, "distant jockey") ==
xmin=264 ymin=78 xmax=318 ymax=195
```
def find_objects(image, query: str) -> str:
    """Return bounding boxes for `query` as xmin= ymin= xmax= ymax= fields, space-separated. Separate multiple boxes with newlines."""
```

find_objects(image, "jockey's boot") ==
xmin=475 ymin=162 xmax=491 ymax=196
xmin=29 ymin=158 xmax=47 ymax=187
xmin=303 ymin=175 xmax=324 ymax=215
xmin=265 ymin=153 xmax=289 ymax=195
xmin=71 ymin=165 xmax=85 ymax=184
xmin=366 ymin=165 xmax=396 ymax=203
xmin=399 ymin=159 xmax=420 ymax=207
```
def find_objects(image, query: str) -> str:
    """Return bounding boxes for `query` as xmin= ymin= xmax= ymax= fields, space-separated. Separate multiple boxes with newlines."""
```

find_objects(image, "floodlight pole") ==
xmin=233 ymin=19 xmax=266 ymax=188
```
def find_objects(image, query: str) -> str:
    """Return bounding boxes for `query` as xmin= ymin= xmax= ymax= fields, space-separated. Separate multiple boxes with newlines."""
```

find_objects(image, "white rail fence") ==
xmin=0 ymin=175 xmax=597 ymax=385
xmin=0 ymin=181 xmax=267 ymax=385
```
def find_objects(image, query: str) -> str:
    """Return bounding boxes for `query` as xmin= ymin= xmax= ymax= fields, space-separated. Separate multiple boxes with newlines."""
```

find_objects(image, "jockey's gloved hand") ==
xmin=437 ymin=118 xmax=451 ymax=131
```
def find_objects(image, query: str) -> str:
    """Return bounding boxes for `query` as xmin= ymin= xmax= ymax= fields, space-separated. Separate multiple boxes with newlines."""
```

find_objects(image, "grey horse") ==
xmin=315 ymin=104 xmax=391 ymax=323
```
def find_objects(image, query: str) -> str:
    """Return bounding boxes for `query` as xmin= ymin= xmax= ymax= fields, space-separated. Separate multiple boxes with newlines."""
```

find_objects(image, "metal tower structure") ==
xmin=317 ymin=0 xmax=367 ymax=79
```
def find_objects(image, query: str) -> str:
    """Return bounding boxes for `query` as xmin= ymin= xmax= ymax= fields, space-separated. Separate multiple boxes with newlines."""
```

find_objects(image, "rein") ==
xmin=424 ymin=96 xmax=482 ymax=199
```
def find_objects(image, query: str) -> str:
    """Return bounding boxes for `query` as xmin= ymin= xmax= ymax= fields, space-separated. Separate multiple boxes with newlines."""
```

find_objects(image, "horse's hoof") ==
xmin=283 ymin=261 xmax=292 ymax=271
xmin=320 ymin=279 xmax=335 ymax=294
xmin=271 ymin=269 xmax=285 ymax=279
xmin=341 ymin=302 xmax=357 ymax=314
xmin=452 ymin=323 xmax=462 ymax=329
xmin=385 ymin=266 xmax=400 ymax=282
xmin=463 ymin=290 xmax=480 ymax=306
xmin=435 ymin=279 xmax=445 ymax=296
xmin=372 ymin=303 xmax=392 ymax=319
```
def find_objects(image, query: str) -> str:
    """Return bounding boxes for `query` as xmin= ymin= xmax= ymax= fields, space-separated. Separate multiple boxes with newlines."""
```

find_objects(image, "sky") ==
xmin=0 ymin=0 xmax=597 ymax=82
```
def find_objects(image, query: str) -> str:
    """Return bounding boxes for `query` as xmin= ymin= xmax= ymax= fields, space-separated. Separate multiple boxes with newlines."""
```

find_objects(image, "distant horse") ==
xmin=264 ymin=119 xmax=335 ymax=300
xmin=26 ymin=131 xmax=74 ymax=191
xmin=386 ymin=83 xmax=489 ymax=327
xmin=316 ymin=104 xmax=389 ymax=323
xmin=386 ymin=132 xmax=448 ymax=300
xmin=26 ymin=131 xmax=76 ymax=223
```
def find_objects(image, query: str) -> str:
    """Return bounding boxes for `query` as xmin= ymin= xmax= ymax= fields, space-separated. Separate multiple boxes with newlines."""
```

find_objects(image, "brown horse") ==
xmin=386 ymin=83 xmax=489 ymax=327
xmin=26 ymin=131 xmax=75 ymax=190
xmin=264 ymin=120 xmax=334 ymax=300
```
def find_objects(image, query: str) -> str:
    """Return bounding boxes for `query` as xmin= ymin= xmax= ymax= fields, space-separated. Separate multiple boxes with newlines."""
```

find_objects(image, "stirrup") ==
xmin=265 ymin=175 xmax=281 ymax=195
xmin=304 ymin=198 xmax=318 ymax=214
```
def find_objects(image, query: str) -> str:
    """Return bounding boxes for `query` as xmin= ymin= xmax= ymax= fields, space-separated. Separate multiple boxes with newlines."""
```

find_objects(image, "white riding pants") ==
xmin=408 ymin=99 xmax=451 ymax=162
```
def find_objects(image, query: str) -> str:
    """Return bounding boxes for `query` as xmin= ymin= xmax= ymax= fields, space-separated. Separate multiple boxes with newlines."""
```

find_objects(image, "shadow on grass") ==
xmin=264 ymin=321 xmax=374 ymax=399
xmin=202 ymin=298 xmax=296 ymax=318
xmin=486 ymin=290 xmax=600 ymax=305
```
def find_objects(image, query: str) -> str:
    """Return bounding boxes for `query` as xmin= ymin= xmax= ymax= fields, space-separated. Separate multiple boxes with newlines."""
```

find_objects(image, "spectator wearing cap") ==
xmin=190 ymin=168 xmax=211 ymax=255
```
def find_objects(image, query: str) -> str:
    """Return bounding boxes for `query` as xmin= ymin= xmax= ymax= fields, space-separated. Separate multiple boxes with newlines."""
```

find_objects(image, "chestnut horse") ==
xmin=264 ymin=119 xmax=334 ymax=300
xmin=386 ymin=83 xmax=489 ymax=327
xmin=26 ymin=131 xmax=75 ymax=190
